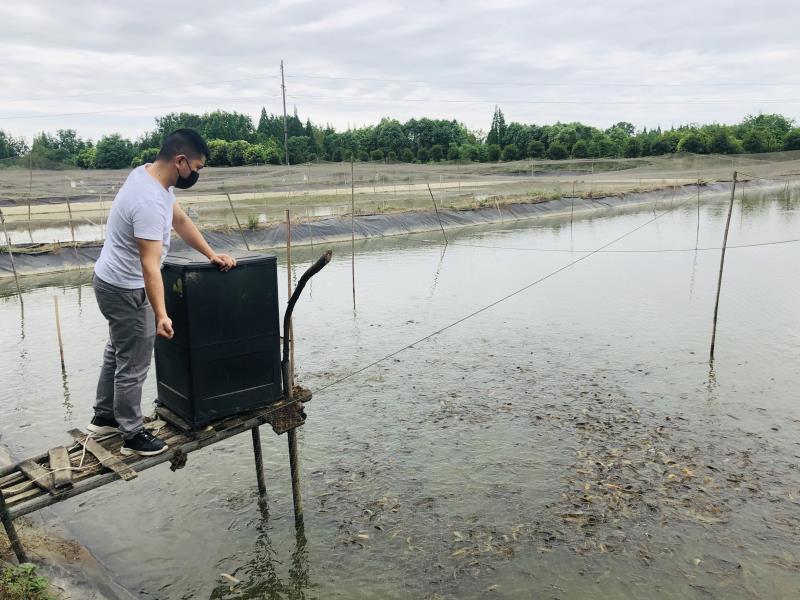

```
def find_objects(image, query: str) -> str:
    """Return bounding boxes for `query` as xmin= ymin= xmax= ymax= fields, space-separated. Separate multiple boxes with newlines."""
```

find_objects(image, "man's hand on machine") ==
xmin=156 ymin=314 xmax=174 ymax=339
xmin=210 ymin=253 xmax=237 ymax=271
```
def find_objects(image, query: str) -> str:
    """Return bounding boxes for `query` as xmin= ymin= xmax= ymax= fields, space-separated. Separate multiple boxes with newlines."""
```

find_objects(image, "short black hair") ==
xmin=157 ymin=128 xmax=210 ymax=162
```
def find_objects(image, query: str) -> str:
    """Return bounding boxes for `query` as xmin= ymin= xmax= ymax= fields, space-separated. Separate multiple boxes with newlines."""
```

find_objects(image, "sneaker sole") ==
xmin=87 ymin=424 xmax=121 ymax=436
xmin=119 ymin=444 xmax=169 ymax=457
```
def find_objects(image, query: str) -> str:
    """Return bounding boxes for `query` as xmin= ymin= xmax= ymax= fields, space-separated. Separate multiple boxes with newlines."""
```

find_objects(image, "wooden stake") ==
xmin=225 ymin=192 xmax=250 ymax=251
xmin=65 ymin=182 xmax=77 ymax=253
xmin=709 ymin=172 xmax=737 ymax=363
xmin=0 ymin=488 xmax=28 ymax=563
xmin=0 ymin=208 xmax=23 ymax=300
xmin=54 ymin=295 xmax=65 ymax=369
xmin=27 ymin=153 xmax=33 ymax=225
xmin=288 ymin=428 xmax=303 ymax=529
xmin=695 ymin=179 xmax=701 ymax=250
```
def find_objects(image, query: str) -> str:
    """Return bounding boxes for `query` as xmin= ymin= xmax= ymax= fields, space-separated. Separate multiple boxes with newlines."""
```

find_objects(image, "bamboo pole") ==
xmin=54 ymin=295 xmax=65 ymax=369
xmin=351 ymin=159 xmax=356 ymax=308
xmin=695 ymin=179 xmax=701 ymax=250
xmin=288 ymin=428 xmax=303 ymax=529
xmin=0 ymin=208 xmax=23 ymax=300
xmin=27 ymin=153 xmax=33 ymax=225
xmin=709 ymin=172 xmax=737 ymax=363
xmin=64 ymin=182 xmax=77 ymax=253
xmin=426 ymin=183 xmax=448 ymax=244
xmin=225 ymin=192 xmax=250 ymax=251
xmin=0 ymin=489 xmax=28 ymax=563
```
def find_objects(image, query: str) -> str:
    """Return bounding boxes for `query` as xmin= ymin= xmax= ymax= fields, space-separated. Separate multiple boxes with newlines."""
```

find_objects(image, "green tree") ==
xmin=370 ymin=148 xmax=385 ymax=161
xmin=386 ymin=150 xmax=397 ymax=162
xmin=707 ymin=130 xmax=741 ymax=154
xmin=447 ymin=143 xmax=460 ymax=160
xmin=400 ymin=148 xmax=415 ymax=162
xmin=95 ymin=134 xmax=135 ymax=169
xmin=677 ymin=132 xmax=706 ymax=154
xmin=243 ymin=144 xmax=269 ymax=165
xmin=203 ymin=110 xmax=255 ymax=142
xmin=358 ymin=149 xmax=370 ymax=162
xmin=430 ymin=144 xmax=444 ymax=161
xmin=287 ymin=137 xmax=311 ymax=164
xmin=571 ymin=140 xmax=589 ymax=158
xmin=623 ymin=137 xmax=642 ymax=158
xmin=486 ymin=106 xmax=507 ymax=147
xmin=417 ymin=147 xmax=430 ymax=163
xmin=546 ymin=142 xmax=568 ymax=160
xmin=742 ymin=130 xmax=768 ymax=153
xmin=783 ymin=128 xmax=800 ymax=150
xmin=501 ymin=143 xmax=519 ymax=161
xmin=589 ymin=134 xmax=617 ymax=157
xmin=0 ymin=129 xmax=27 ymax=159
xmin=526 ymin=139 xmax=545 ymax=158
xmin=486 ymin=144 xmax=501 ymax=161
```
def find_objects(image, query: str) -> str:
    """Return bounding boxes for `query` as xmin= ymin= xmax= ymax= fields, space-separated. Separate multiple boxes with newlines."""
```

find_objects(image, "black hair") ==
xmin=157 ymin=128 xmax=210 ymax=162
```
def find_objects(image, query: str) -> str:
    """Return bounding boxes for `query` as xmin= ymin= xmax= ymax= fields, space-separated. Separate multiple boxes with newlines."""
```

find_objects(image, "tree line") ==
xmin=1 ymin=107 xmax=799 ymax=170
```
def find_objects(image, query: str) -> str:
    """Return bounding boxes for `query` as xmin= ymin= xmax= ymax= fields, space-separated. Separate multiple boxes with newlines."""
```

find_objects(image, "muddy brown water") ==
xmin=1 ymin=193 xmax=799 ymax=599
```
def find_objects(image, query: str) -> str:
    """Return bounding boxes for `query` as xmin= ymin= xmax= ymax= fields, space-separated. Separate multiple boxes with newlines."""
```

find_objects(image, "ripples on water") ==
xmin=1 ymin=195 xmax=799 ymax=599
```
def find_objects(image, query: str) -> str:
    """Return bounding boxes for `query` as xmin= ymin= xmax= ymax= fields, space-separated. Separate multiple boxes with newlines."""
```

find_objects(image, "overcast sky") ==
xmin=1 ymin=0 xmax=798 ymax=142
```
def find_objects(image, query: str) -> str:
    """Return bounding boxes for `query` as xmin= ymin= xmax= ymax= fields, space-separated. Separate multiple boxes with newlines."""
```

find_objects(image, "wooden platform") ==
xmin=0 ymin=388 xmax=310 ymax=521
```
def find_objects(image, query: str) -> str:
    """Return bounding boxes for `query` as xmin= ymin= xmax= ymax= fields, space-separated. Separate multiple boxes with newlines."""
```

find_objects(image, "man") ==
xmin=88 ymin=129 xmax=236 ymax=456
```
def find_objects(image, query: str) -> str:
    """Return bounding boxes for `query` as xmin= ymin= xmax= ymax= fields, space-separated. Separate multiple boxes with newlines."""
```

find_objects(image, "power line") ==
xmin=287 ymin=74 xmax=800 ymax=88
xmin=0 ymin=95 xmax=281 ymax=121
xmin=314 ymin=196 xmax=691 ymax=395
xmin=451 ymin=238 xmax=800 ymax=254
xmin=288 ymin=94 xmax=800 ymax=106
xmin=0 ymin=75 xmax=280 ymax=104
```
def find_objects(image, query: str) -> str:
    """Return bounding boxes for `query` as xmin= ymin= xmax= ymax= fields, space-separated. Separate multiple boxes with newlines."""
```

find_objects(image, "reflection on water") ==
xmin=211 ymin=503 xmax=312 ymax=600
xmin=1 ymin=193 xmax=800 ymax=598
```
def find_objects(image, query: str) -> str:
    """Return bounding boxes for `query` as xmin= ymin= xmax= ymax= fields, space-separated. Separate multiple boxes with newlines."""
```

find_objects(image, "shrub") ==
xmin=1 ymin=563 xmax=52 ymax=600
xmin=417 ymin=148 xmax=430 ymax=163
xmin=430 ymin=144 xmax=444 ymax=161
xmin=399 ymin=148 xmax=415 ymax=162
xmin=447 ymin=144 xmax=460 ymax=160
xmin=369 ymin=149 xmax=384 ymax=161
xmin=385 ymin=150 xmax=397 ymax=162
xmin=571 ymin=140 xmax=589 ymax=158
xmin=207 ymin=139 xmax=229 ymax=166
xmin=75 ymin=147 xmax=96 ymax=169
xmin=227 ymin=140 xmax=249 ymax=166
xmin=358 ymin=150 xmax=370 ymax=162
xmin=677 ymin=132 xmax=706 ymax=154
xmin=486 ymin=144 xmax=501 ymax=161
xmin=246 ymin=214 xmax=260 ymax=230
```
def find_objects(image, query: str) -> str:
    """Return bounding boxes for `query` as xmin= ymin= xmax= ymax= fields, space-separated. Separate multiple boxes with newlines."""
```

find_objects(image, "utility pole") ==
xmin=281 ymin=60 xmax=290 ymax=166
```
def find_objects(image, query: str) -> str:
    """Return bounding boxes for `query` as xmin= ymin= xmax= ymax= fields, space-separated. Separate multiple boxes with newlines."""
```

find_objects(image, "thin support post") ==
xmin=287 ymin=428 xmax=304 ymax=529
xmin=65 ymin=183 xmax=77 ymax=255
xmin=351 ymin=159 xmax=356 ymax=308
xmin=285 ymin=210 xmax=294 ymax=377
xmin=1 ymin=491 xmax=28 ymax=563
xmin=225 ymin=193 xmax=250 ymax=251
xmin=54 ymin=295 xmax=65 ymax=369
xmin=426 ymin=183 xmax=448 ymax=244
xmin=281 ymin=60 xmax=290 ymax=166
xmin=27 ymin=154 xmax=33 ymax=225
xmin=695 ymin=179 xmax=701 ymax=250
xmin=0 ymin=208 xmax=23 ymax=301
xmin=710 ymin=171 xmax=737 ymax=363
xmin=251 ymin=426 xmax=267 ymax=498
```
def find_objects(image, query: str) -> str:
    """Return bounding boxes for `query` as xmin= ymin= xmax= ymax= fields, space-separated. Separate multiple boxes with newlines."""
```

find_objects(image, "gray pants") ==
xmin=93 ymin=274 xmax=156 ymax=439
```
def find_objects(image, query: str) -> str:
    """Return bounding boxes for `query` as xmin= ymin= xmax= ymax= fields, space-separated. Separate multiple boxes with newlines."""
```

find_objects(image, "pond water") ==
xmin=1 ymin=191 xmax=799 ymax=599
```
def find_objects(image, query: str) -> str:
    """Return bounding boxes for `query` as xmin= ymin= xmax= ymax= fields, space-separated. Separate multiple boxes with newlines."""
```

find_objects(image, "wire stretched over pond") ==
xmin=452 ymin=238 xmax=800 ymax=254
xmin=315 ymin=196 xmax=692 ymax=395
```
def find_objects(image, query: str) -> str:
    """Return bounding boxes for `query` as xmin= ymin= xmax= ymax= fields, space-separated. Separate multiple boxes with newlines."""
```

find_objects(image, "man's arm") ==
xmin=137 ymin=238 xmax=173 ymax=339
xmin=172 ymin=202 xmax=236 ymax=271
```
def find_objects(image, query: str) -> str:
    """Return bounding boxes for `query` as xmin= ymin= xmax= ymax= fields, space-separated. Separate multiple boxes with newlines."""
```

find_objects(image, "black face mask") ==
xmin=175 ymin=159 xmax=200 ymax=189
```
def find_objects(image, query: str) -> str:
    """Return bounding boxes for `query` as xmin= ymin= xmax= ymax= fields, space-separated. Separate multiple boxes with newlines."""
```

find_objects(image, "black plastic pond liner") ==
xmin=0 ymin=180 xmax=771 ymax=279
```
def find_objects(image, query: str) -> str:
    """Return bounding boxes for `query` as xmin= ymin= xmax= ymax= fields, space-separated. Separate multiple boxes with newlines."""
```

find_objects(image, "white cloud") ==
xmin=0 ymin=0 xmax=797 ymax=142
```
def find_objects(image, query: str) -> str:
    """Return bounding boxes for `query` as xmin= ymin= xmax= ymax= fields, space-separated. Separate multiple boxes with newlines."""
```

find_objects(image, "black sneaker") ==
xmin=87 ymin=415 xmax=120 ymax=436
xmin=120 ymin=429 xmax=169 ymax=457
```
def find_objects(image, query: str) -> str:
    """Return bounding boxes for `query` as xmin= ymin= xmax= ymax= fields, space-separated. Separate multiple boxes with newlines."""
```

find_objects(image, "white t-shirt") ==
xmin=94 ymin=165 xmax=175 ymax=289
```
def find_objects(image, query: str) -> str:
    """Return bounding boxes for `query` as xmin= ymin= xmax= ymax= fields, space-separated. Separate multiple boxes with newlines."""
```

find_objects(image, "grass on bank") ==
xmin=0 ymin=563 xmax=51 ymax=600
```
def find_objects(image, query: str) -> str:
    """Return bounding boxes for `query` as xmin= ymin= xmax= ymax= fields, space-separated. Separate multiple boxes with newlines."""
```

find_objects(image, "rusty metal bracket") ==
xmin=266 ymin=401 xmax=307 ymax=435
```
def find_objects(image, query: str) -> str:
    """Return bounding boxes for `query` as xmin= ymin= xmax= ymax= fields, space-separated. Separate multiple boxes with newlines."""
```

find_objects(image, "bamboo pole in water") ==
xmin=426 ymin=183 xmax=448 ymax=244
xmin=0 ymin=208 xmax=23 ymax=300
xmin=225 ymin=192 xmax=250 ymax=251
xmin=709 ymin=172 xmax=737 ymax=363
xmin=351 ymin=159 xmax=356 ymax=308
xmin=54 ymin=295 xmax=65 ymax=369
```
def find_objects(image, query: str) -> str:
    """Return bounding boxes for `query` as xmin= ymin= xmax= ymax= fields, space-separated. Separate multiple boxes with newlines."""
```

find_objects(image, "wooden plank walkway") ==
xmin=0 ymin=388 xmax=310 ymax=524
